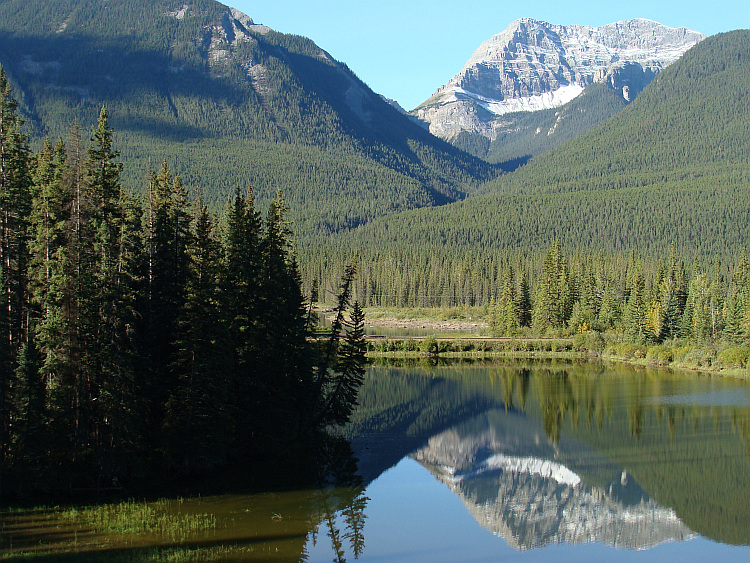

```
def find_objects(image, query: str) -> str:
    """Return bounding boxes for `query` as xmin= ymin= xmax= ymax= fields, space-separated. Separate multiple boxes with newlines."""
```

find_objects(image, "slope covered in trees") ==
xmin=0 ymin=74 xmax=367 ymax=497
xmin=0 ymin=0 xmax=498 ymax=241
xmin=326 ymin=30 xmax=750 ymax=263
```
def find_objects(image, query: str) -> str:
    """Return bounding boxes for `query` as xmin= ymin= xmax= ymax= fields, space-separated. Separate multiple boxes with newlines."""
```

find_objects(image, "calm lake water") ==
xmin=3 ymin=360 xmax=750 ymax=562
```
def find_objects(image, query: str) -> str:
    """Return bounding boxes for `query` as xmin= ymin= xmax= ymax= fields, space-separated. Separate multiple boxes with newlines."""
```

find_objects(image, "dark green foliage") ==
xmin=312 ymin=263 xmax=368 ymax=428
xmin=163 ymin=201 xmax=231 ymax=474
xmin=0 ymin=90 xmax=366 ymax=494
xmin=0 ymin=0 xmax=497 ymax=242
xmin=0 ymin=65 xmax=32 ymax=478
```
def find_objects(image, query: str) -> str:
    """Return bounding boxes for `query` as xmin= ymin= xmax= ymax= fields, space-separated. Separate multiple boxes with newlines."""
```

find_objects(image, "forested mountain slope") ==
xmin=0 ymin=0 xmax=497 ymax=239
xmin=336 ymin=30 xmax=750 ymax=259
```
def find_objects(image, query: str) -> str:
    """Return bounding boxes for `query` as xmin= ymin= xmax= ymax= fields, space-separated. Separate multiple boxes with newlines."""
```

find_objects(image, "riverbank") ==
xmin=362 ymin=334 xmax=750 ymax=380
xmin=318 ymin=306 xmax=750 ymax=379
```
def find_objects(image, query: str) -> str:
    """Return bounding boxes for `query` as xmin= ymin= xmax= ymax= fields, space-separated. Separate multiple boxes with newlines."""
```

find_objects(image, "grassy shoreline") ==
xmin=362 ymin=334 xmax=750 ymax=380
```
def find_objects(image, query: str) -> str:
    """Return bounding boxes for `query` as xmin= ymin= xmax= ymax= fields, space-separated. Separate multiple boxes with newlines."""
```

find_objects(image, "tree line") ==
xmin=301 ymin=241 xmax=750 ymax=348
xmin=0 ymin=70 xmax=366 ymax=497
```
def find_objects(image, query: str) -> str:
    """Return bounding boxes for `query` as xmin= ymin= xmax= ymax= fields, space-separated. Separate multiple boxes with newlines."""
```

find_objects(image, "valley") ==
xmin=1 ymin=1 xmax=750 ymax=560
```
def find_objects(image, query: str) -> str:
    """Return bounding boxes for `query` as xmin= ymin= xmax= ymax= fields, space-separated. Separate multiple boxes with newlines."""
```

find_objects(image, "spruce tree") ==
xmin=624 ymin=268 xmax=648 ymax=343
xmin=144 ymin=161 xmax=192 ymax=429
xmin=220 ymin=186 xmax=263 ymax=454
xmin=313 ymin=262 xmax=367 ymax=428
xmin=491 ymin=266 xmax=518 ymax=336
xmin=0 ymin=67 xmax=32 ymax=471
xmin=164 ymin=201 xmax=231 ymax=473
xmin=80 ymin=107 xmax=142 ymax=485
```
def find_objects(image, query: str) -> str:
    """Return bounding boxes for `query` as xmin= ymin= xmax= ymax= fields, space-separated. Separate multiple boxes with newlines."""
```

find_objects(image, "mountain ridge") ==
xmin=0 ymin=0 xmax=498 ymax=240
xmin=412 ymin=17 xmax=704 ymax=149
xmin=328 ymin=29 xmax=750 ymax=259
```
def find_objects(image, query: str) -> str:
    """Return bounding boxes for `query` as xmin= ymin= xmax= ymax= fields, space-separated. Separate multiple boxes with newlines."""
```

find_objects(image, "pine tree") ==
xmin=257 ymin=191 xmax=309 ymax=442
xmin=220 ymin=186 xmax=263 ymax=453
xmin=532 ymin=242 xmax=567 ymax=331
xmin=313 ymin=262 xmax=366 ymax=428
xmin=79 ymin=107 xmax=142 ymax=485
xmin=164 ymin=201 xmax=231 ymax=473
xmin=515 ymin=270 xmax=532 ymax=328
xmin=144 ymin=161 xmax=192 ymax=428
xmin=491 ymin=266 xmax=518 ymax=336
xmin=0 ymin=67 xmax=32 ymax=471
xmin=725 ymin=253 xmax=750 ymax=342
xmin=624 ymin=268 xmax=648 ymax=343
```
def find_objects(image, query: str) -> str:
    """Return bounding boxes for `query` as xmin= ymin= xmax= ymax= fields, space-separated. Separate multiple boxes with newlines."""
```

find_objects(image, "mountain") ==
xmin=0 ymin=0 xmax=497 ymax=240
xmin=451 ymin=82 xmax=628 ymax=164
xmin=413 ymin=412 xmax=694 ymax=550
xmin=332 ymin=30 xmax=750 ymax=259
xmin=412 ymin=18 xmax=704 ymax=161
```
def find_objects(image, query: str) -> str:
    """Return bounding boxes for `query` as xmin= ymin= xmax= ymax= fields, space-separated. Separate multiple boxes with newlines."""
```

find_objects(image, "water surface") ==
xmin=3 ymin=361 xmax=750 ymax=562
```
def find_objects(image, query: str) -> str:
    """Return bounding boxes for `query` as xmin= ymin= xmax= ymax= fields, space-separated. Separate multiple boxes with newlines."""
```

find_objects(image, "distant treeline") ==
xmin=302 ymin=242 xmax=750 ymax=347
xmin=0 ymin=72 xmax=365 ymax=497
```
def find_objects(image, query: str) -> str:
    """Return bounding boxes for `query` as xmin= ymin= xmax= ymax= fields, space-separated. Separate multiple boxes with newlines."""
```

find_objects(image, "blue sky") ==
xmin=231 ymin=1 xmax=749 ymax=110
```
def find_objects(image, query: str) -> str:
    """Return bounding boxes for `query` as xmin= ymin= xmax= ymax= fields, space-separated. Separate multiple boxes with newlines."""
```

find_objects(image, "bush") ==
xmin=717 ymin=347 xmax=750 ymax=369
xmin=678 ymin=346 xmax=716 ymax=368
xmin=421 ymin=336 xmax=440 ymax=356
xmin=573 ymin=331 xmax=605 ymax=353
xmin=403 ymin=339 xmax=419 ymax=352
xmin=612 ymin=342 xmax=648 ymax=359
xmin=646 ymin=345 xmax=674 ymax=365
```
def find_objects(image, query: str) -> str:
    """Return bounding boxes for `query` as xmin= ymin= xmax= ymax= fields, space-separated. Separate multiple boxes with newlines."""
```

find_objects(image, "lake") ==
xmin=3 ymin=360 xmax=750 ymax=562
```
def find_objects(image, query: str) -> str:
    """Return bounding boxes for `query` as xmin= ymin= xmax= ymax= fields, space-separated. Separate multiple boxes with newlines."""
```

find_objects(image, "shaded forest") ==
xmin=0 ymin=72 xmax=366 ymax=497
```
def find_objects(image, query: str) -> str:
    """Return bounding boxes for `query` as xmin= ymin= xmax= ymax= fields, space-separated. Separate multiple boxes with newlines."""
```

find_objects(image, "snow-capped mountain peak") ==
xmin=412 ymin=18 xmax=705 ymax=142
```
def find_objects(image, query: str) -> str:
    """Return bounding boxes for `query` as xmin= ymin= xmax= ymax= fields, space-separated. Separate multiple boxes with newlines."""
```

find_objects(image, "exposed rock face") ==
xmin=411 ymin=412 xmax=695 ymax=550
xmin=413 ymin=18 xmax=704 ymax=141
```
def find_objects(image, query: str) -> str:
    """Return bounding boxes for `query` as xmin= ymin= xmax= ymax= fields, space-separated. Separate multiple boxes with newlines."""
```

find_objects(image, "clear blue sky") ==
xmin=231 ymin=1 xmax=749 ymax=110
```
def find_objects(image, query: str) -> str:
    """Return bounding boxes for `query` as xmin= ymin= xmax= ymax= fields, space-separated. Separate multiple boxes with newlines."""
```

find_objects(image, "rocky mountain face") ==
xmin=0 ymin=0 xmax=495 ymax=239
xmin=411 ymin=412 xmax=694 ymax=550
xmin=413 ymin=18 xmax=704 ymax=144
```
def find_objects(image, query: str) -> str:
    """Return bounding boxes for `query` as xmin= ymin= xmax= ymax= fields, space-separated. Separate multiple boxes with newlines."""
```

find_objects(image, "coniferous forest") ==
xmin=0 ymin=71 xmax=367 ymax=497
xmin=3 ymin=6 xmax=750 ymax=502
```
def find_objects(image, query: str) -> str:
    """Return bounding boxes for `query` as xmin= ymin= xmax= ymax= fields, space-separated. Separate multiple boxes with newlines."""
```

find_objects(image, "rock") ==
xmin=412 ymin=18 xmax=705 ymax=143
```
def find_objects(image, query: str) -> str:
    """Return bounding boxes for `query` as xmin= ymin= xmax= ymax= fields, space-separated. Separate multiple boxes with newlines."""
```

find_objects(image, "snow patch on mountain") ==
xmin=452 ymin=84 xmax=585 ymax=116
xmin=413 ymin=18 xmax=704 ymax=142
xmin=446 ymin=453 xmax=582 ymax=487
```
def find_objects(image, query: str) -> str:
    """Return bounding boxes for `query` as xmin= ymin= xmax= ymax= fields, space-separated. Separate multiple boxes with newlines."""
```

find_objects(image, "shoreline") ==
xmin=361 ymin=335 xmax=750 ymax=380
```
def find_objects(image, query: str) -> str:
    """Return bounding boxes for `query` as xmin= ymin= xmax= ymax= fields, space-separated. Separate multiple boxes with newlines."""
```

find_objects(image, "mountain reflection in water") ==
xmin=412 ymin=412 xmax=693 ymax=550
xmin=4 ymin=361 xmax=750 ymax=562
xmin=344 ymin=361 xmax=750 ymax=554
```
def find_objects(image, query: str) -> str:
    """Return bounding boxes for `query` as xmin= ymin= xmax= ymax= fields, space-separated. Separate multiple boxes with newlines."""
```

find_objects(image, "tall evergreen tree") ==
xmin=220 ymin=186 xmax=263 ymax=454
xmin=164 ymin=200 xmax=231 ymax=473
xmin=257 ymin=191 xmax=309 ymax=443
xmin=624 ymin=267 xmax=648 ymax=343
xmin=77 ymin=106 xmax=142 ymax=485
xmin=0 ymin=66 xmax=32 ymax=474
xmin=532 ymin=242 xmax=569 ymax=331
xmin=312 ymin=262 xmax=366 ymax=428
xmin=515 ymin=270 xmax=532 ymax=328
xmin=144 ymin=161 xmax=192 ymax=430
xmin=491 ymin=266 xmax=518 ymax=336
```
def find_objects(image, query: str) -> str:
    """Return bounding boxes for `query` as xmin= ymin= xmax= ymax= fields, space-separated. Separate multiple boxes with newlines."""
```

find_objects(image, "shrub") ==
xmin=573 ymin=331 xmax=606 ymax=353
xmin=421 ymin=336 xmax=439 ymax=356
xmin=646 ymin=345 xmax=674 ymax=365
xmin=681 ymin=346 xmax=716 ymax=368
xmin=717 ymin=347 xmax=750 ymax=369
xmin=612 ymin=342 xmax=648 ymax=359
